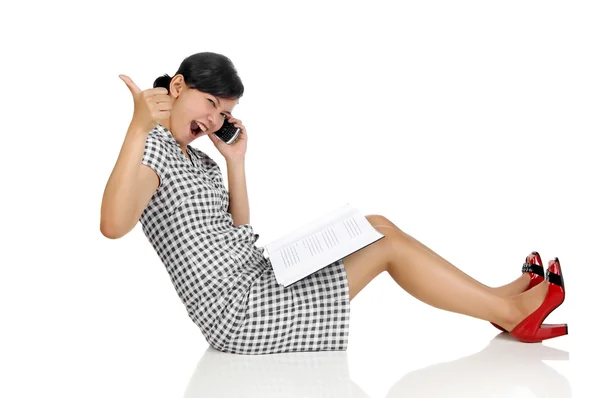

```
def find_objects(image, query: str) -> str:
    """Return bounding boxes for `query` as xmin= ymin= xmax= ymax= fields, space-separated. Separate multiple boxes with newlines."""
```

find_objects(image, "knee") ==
xmin=365 ymin=214 xmax=410 ymax=245
xmin=365 ymin=214 xmax=391 ymax=227
xmin=365 ymin=214 xmax=406 ymax=234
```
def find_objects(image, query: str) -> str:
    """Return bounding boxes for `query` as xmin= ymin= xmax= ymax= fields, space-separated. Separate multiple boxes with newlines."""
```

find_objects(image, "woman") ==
xmin=100 ymin=52 xmax=567 ymax=355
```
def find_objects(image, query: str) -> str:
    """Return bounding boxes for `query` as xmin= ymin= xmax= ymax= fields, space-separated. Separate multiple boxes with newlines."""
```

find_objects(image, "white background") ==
xmin=1 ymin=1 xmax=598 ymax=397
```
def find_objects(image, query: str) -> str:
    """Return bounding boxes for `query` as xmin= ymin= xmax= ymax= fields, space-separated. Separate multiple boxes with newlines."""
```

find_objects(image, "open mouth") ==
xmin=190 ymin=121 xmax=202 ymax=137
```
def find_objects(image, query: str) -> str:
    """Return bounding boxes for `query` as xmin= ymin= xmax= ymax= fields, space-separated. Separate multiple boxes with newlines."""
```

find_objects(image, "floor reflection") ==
xmin=183 ymin=334 xmax=570 ymax=398
xmin=183 ymin=347 xmax=369 ymax=398
xmin=386 ymin=333 xmax=571 ymax=397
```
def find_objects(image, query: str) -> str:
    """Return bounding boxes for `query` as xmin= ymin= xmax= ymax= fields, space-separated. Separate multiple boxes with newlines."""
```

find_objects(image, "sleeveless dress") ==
xmin=138 ymin=125 xmax=351 ymax=355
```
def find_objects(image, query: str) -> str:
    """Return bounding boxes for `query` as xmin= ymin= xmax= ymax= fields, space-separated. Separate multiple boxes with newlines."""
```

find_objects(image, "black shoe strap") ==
xmin=546 ymin=269 xmax=564 ymax=288
xmin=522 ymin=262 xmax=544 ymax=278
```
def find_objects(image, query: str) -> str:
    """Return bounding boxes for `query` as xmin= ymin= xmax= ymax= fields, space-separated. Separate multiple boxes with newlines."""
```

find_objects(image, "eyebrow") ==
xmin=215 ymin=96 xmax=235 ymax=115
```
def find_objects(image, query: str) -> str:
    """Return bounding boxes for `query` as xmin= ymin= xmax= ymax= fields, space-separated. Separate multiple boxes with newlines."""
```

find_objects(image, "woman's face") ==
xmin=167 ymin=74 xmax=238 ymax=144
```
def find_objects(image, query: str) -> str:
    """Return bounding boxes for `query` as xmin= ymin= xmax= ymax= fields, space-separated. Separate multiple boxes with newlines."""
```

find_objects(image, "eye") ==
xmin=208 ymin=98 xmax=228 ymax=120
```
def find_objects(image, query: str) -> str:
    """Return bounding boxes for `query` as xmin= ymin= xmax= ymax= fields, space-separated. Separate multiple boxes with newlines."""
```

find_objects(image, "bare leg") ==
xmin=374 ymin=223 xmax=530 ymax=296
xmin=385 ymin=227 xmax=548 ymax=331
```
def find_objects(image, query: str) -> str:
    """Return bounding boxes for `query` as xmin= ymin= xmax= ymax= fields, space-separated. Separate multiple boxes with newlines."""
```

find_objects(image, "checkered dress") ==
xmin=138 ymin=125 xmax=351 ymax=355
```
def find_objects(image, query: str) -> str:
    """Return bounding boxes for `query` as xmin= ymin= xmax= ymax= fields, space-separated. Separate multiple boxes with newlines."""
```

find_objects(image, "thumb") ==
xmin=119 ymin=74 xmax=141 ymax=95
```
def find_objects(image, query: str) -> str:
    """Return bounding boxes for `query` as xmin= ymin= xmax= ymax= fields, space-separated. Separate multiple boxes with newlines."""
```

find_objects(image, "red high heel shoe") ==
xmin=509 ymin=257 xmax=568 ymax=343
xmin=491 ymin=251 xmax=545 ymax=332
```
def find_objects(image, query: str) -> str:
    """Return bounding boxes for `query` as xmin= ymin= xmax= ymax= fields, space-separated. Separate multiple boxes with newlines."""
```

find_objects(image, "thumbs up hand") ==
xmin=119 ymin=74 xmax=172 ymax=133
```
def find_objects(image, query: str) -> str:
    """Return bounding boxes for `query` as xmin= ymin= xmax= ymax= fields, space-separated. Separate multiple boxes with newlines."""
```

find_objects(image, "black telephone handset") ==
xmin=214 ymin=118 xmax=241 ymax=145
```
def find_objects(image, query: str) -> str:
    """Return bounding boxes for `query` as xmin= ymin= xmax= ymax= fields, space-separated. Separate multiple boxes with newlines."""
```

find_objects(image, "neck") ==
xmin=159 ymin=117 xmax=171 ymax=131
xmin=158 ymin=119 xmax=187 ymax=148
xmin=158 ymin=118 xmax=187 ymax=155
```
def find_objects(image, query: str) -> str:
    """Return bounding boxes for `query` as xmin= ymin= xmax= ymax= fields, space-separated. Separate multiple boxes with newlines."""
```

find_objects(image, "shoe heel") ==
xmin=537 ymin=323 xmax=568 ymax=341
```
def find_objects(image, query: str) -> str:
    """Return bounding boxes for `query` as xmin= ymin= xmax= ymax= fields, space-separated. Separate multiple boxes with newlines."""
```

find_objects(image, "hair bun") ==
xmin=153 ymin=74 xmax=172 ymax=90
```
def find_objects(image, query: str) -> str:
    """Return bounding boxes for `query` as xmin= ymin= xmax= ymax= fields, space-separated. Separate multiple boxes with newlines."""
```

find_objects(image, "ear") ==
xmin=170 ymin=74 xmax=186 ymax=99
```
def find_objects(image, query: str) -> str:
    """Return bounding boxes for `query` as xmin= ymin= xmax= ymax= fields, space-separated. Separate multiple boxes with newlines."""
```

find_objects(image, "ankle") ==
xmin=491 ymin=297 xmax=525 ymax=331
xmin=499 ymin=281 xmax=550 ymax=331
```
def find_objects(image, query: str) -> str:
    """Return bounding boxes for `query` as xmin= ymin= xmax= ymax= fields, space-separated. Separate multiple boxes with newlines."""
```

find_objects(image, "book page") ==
xmin=267 ymin=211 xmax=385 ymax=286
xmin=263 ymin=203 xmax=354 ymax=257
xmin=277 ymin=215 xmax=366 ymax=268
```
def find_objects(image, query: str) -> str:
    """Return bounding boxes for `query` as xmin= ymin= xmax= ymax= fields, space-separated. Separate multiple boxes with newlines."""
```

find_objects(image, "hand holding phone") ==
xmin=214 ymin=118 xmax=241 ymax=145
xmin=208 ymin=116 xmax=247 ymax=162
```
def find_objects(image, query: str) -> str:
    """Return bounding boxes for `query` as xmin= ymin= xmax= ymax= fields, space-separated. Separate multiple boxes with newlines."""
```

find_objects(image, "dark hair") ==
xmin=153 ymin=52 xmax=244 ymax=99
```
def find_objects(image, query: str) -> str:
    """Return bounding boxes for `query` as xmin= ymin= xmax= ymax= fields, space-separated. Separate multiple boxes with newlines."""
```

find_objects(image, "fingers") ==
xmin=153 ymin=110 xmax=171 ymax=121
xmin=228 ymin=117 xmax=243 ymax=129
xmin=155 ymin=101 xmax=172 ymax=111
xmin=120 ymin=74 xmax=169 ymax=98
xmin=120 ymin=74 xmax=173 ymax=131
xmin=149 ymin=93 xmax=172 ymax=103
xmin=119 ymin=74 xmax=141 ymax=95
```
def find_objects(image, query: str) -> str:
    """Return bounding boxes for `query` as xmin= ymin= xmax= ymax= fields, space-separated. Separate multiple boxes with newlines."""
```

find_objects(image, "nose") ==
xmin=207 ymin=110 xmax=222 ymax=128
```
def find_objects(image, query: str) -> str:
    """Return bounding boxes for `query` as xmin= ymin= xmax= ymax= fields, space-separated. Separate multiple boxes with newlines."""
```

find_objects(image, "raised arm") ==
xmin=100 ymin=75 xmax=171 ymax=239
xmin=100 ymin=122 xmax=159 ymax=239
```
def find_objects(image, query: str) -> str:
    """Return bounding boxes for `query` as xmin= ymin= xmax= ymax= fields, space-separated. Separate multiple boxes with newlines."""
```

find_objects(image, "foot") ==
xmin=501 ymin=279 xmax=550 ymax=332
xmin=493 ymin=252 xmax=539 ymax=297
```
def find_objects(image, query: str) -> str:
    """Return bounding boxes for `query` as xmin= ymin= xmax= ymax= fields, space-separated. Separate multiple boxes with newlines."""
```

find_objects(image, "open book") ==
xmin=262 ymin=203 xmax=385 ymax=287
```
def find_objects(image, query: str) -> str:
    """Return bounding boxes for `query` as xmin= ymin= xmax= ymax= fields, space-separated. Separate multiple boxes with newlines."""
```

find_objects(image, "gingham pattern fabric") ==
xmin=138 ymin=125 xmax=351 ymax=355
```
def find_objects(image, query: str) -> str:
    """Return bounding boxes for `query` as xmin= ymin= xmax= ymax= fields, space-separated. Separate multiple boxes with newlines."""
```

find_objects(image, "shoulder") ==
xmin=190 ymin=146 xmax=221 ymax=171
xmin=148 ymin=124 xmax=173 ymax=146
xmin=144 ymin=125 xmax=182 ymax=160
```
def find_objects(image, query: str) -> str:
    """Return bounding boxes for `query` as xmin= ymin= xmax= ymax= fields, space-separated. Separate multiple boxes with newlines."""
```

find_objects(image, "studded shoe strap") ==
xmin=546 ymin=269 xmax=564 ymax=288
xmin=521 ymin=262 xmax=544 ymax=278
